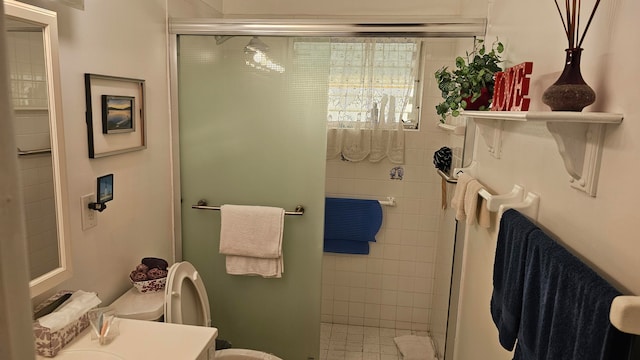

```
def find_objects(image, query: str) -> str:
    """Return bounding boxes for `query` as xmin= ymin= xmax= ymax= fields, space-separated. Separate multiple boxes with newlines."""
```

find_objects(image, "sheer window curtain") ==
xmin=326 ymin=38 xmax=421 ymax=164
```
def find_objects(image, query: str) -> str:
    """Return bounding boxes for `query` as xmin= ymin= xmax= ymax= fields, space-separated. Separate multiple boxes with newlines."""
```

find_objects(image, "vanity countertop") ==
xmin=37 ymin=318 xmax=218 ymax=360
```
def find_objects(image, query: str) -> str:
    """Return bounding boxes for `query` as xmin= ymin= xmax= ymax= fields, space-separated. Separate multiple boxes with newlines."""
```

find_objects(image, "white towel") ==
xmin=224 ymin=255 xmax=284 ymax=278
xmin=451 ymin=173 xmax=473 ymax=221
xmin=464 ymin=179 xmax=484 ymax=226
xmin=478 ymin=197 xmax=491 ymax=228
xmin=393 ymin=335 xmax=436 ymax=360
xmin=219 ymin=205 xmax=285 ymax=278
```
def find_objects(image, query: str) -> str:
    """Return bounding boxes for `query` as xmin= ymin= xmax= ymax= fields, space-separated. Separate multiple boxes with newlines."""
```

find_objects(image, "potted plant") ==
xmin=435 ymin=39 xmax=504 ymax=122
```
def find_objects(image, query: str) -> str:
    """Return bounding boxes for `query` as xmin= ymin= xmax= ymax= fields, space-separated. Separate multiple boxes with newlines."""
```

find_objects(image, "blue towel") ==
xmin=490 ymin=209 xmax=539 ymax=351
xmin=514 ymin=228 xmax=633 ymax=360
xmin=324 ymin=197 xmax=383 ymax=254
xmin=323 ymin=239 xmax=370 ymax=255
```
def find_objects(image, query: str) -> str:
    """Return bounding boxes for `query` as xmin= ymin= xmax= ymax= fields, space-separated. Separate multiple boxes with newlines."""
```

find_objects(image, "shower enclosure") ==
xmin=169 ymin=18 xmax=483 ymax=360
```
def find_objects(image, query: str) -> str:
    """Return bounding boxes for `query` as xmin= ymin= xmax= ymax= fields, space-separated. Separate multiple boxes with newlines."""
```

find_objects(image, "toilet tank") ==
xmin=110 ymin=287 xmax=164 ymax=321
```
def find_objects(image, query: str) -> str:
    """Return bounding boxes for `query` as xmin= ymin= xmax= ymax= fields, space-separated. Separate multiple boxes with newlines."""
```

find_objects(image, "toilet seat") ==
xmin=164 ymin=261 xmax=211 ymax=327
xmin=215 ymin=349 xmax=284 ymax=360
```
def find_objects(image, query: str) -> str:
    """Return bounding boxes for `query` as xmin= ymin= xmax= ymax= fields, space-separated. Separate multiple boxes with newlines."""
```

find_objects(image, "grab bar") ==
xmin=17 ymin=147 xmax=51 ymax=156
xmin=192 ymin=199 xmax=304 ymax=216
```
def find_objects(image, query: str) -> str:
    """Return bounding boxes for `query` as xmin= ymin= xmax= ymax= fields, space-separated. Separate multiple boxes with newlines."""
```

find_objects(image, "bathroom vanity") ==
xmin=36 ymin=318 xmax=218 ymax=360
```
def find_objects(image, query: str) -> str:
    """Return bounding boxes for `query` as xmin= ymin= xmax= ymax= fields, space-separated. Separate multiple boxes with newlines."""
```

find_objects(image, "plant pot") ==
xmin=542 ymin=48 xmax=595 ymax=111
xmin=463 ymin=87 xmax=491 ymax=110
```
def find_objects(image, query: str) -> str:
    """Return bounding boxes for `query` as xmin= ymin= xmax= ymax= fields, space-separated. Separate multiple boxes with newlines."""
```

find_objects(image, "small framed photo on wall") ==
xmin=102 ymin=95 xmax=135 ymax=134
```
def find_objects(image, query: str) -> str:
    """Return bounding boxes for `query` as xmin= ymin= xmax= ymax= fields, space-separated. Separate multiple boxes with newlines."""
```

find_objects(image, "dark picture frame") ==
xmin=97 ymin=174 xmax=114 ymax=204
xmin=85 ymin=74 xmax=146 ymax=158
xmin=102 ymin=95 xmax=135 ymax=134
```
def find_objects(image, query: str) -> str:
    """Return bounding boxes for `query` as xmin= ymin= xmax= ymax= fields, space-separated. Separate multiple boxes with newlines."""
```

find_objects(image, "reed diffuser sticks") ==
xmin=553 ymin=0 xmax=602 ymax=48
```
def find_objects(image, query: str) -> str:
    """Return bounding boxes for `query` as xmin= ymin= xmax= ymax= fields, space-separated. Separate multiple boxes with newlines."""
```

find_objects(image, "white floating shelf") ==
xmin=461 ymin=111 xmax=623 ymax=123
xmin=437 ymin=122 xmax=466 ymax=135
xmin=461 ymin=111 xmax=624 ymax=197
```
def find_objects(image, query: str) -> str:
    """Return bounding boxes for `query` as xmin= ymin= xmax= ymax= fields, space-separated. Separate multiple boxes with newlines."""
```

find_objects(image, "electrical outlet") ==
xmin=81 ymin=194 xmax=97 ymax=230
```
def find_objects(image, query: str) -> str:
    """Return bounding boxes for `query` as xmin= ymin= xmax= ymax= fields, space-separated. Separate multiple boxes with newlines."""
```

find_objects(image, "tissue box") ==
xmin=33 ymin=291 xmax=91 ymax=357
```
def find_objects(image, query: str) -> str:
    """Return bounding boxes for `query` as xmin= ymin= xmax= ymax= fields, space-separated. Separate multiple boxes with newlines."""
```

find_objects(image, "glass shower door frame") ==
xmin=167 ymin=16 xmax=486 ymax=260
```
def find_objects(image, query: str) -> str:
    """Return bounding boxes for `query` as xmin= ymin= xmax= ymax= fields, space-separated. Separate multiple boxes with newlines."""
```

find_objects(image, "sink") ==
xmin=55 ymin=349 xmax=124 ymax=360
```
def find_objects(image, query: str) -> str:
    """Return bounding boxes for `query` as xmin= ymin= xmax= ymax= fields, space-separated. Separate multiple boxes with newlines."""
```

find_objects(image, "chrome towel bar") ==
xmin=192 ymin=199 xmax=304 ymax=216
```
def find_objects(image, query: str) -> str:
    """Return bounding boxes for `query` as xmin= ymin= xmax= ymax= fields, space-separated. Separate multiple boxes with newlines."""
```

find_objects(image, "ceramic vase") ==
xmin=542 ymin=48 xmax=596 ymax=111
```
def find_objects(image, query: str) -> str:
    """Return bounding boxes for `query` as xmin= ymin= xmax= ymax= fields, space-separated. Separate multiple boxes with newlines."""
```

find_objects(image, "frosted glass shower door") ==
xmin=177 ymin=36 xmax=329 ymax=359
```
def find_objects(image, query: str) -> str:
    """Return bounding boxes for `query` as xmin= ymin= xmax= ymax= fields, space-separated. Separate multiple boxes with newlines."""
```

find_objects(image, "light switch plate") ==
xmin=81 ymin=194 xmax=97 ymax=230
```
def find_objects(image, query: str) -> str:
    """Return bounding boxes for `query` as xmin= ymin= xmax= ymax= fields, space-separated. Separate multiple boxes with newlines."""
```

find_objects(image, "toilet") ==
xmin=111 ymin=261 xmax=283 ymax=360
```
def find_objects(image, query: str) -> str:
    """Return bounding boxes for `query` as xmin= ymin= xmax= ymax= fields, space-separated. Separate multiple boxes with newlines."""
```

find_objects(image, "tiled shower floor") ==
xmin=320 ymin=323 xmax=430 ymax=360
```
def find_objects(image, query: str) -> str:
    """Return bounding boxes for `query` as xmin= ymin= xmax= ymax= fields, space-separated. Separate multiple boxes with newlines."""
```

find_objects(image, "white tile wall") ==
xmin=8 ymin=30 xmax=57 ymax=281
xmin=18 ymin=154 xmax=58 ymax=280
xmin=322 ymin=39 xmax=460 ymax=333
xmin=323 ymin=130 xmax=452 ymax=331
xmin=6 ymin=31 xmax=48 ymax=109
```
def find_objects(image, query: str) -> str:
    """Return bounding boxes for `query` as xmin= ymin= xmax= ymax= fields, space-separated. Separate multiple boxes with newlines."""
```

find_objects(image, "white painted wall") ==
xmin=168 ymin=0 xmax=221 ymax=18
xmin=221 ymin=0 xmax=463 ymax=17
xmin=453 ymin=0 xmax=640 ymax=359
xmin=16 ymin=0 xmax=175 ymax=307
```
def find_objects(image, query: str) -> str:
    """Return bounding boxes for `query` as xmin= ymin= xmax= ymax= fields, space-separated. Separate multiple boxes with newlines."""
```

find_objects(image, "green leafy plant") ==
xmin=434 ymin=39 xmax=504 ymax=122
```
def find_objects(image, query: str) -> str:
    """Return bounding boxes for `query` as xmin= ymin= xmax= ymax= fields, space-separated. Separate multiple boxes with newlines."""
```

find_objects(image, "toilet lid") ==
xmin=164 ymin=261 xmax=211 ymax=327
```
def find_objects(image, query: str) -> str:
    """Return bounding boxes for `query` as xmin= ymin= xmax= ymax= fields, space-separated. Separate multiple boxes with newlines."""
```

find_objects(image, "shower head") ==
xmin=243 ymin=36 xmax=284 ymax=73
xmin=244 ymin=36 xmax=269 ymax=53
xmin=214 ymin=35 xmax=234 ymax=45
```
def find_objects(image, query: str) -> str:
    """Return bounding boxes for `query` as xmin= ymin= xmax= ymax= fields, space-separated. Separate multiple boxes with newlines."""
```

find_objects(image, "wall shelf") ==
xmin=437 ymin=122 xmax=466 ymax=135
xmin=461 ymin=111 xmax=624 ymax=197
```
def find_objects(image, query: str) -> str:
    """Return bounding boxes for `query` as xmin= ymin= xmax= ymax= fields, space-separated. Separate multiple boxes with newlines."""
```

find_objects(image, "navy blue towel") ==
xmin=324 ymin=197 xmax=383 ymax=254
xmin=514 ymin=228 xmax=633 ymax=360
xmin=490 ymin=209 xmax=539 ymax=351
xmin=323 ymin=239 xmax=370 ymax=255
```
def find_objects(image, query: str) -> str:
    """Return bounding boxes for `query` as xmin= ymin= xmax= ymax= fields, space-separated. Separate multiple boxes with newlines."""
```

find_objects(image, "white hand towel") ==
xmin=451 ymin=173 xmax=473 ymax=221
xmin=464 ymin=179 xmax=485 ymax=226
xmin=478 ymin=197 xmax=491 ymax=228
xmin=393 ymin=335 xmax=436 ymax=360
xmin=219 ymin=205 xmax=285 ymax=278
xmin=225 ymin=255 xmax=283 ymax=278
xmin=220 ymin=205 xmax=284 ymax=258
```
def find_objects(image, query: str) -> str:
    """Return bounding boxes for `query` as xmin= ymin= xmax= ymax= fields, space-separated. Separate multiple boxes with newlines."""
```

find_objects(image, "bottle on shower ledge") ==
xmin=370 ymin=102 xmax=379 ymax=124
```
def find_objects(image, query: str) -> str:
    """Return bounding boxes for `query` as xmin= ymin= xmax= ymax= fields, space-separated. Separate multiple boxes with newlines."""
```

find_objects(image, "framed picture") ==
xmin=97 ymin=174 xmax=114 ymax=204
xmin=85 ymin=74 xmax=146 ymax=158
xmin=102 ymin=95 xmax=135 ymax=134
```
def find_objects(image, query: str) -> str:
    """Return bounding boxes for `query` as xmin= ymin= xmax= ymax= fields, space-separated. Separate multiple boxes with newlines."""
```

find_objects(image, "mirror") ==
xmin=5 ymin=0 xmax=71 ymax=297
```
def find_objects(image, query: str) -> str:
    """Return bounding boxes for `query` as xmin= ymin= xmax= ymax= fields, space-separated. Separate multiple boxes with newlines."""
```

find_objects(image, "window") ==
xmin=326 ymin=38 xmax=423 ymax=130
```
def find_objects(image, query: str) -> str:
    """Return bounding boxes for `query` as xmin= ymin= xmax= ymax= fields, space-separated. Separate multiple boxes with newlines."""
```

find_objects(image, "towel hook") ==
xmin=498 ymin=192 xmax=540 ymax=221
xmin=481 ymin=185 xmax=525 ymax=212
